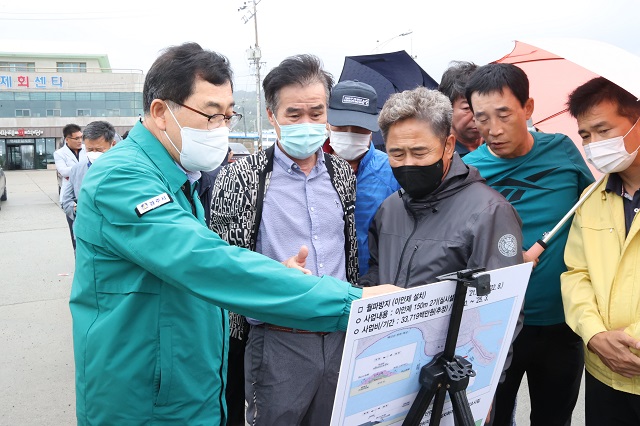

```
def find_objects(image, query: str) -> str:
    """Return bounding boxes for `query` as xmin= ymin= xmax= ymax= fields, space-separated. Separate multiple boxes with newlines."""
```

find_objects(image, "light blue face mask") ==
xmin=274 ymin=117 xmax=327 ymax=159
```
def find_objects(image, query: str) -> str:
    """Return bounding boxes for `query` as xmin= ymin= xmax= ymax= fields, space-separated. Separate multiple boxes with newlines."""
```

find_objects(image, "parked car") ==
xmin=228 ymin=142 xmax=251 ymax=163
xmin=0 ymin=165 xmax=7 ymax=210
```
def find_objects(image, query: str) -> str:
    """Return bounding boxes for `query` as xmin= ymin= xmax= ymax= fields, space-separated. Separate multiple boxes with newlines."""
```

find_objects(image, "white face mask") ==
xmin=164 ymin=102 xmax=230 ymax=172
xmin=584 ymin=118 xmax=640 ymax=174
xmin=329 ymin=130 xmax=371 ymax=161
xmin=86 ymin=151 xmax=103 ymax=164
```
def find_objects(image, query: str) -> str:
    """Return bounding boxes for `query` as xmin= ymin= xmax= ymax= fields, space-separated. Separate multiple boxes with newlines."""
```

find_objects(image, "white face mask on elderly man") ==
xmin=329 ymin=130 xmax=371 ymax=161
xmin=86 ymin=151 xmax=103 ymax=164
xmin=163 ymin=102 xmax=230 ymax=172
xmin=584 ymin=118 xmax=640 ymax=174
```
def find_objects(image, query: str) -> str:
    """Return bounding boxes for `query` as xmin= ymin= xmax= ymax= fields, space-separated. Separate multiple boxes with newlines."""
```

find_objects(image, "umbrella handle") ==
xmin=524 ymin=240 xmax=547 ymax=262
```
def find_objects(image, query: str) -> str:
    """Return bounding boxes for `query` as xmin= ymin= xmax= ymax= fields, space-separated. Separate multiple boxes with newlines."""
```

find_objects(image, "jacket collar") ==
xmin=62 ymin=143 xmax=82 ymax=160
xmin=127 ymin=121 xmax=187 ymax=193
xmin=356 ymin=143 xmax=376 ymax=174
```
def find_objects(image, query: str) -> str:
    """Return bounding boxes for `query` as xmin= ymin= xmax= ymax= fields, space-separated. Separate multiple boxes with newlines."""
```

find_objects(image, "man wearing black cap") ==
xmin=327 ymin=80 xmax=400 ymax=275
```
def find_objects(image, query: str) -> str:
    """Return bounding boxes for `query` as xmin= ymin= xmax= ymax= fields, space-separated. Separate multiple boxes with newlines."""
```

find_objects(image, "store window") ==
xmin=35 ymin=138 xmax=47 ymax=169
xmin=45 ymin=138 xmax=56 ymax=163
xmin=15 ymin=109 xmax=31 ymax=117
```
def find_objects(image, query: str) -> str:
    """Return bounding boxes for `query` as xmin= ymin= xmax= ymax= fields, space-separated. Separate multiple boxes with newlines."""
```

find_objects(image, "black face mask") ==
xmin=392 ymin=158 xmax=444 ymax=199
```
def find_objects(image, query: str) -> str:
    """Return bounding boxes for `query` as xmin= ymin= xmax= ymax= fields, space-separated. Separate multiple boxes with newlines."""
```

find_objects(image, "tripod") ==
xmin=402 ymin=267 xmax=491 ymax=426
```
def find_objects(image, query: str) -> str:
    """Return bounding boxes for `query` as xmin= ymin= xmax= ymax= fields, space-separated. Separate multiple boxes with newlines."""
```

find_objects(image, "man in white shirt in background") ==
xmin=54 ymin=123 xmax=86 ymax=251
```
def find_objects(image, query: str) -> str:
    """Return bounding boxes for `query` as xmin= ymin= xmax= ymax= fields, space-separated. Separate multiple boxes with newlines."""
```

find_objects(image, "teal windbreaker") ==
xmin=70 ymin=121 xmax=362 ymax=425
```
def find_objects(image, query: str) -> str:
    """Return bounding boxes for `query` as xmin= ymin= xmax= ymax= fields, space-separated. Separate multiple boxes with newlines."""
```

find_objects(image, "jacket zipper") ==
xmin=404 ymin=245 xmax=419 ymax=287
xmin=218 ymin=307 xmax=226 ymax=426
xmin=393 ymin=217 xmax=419 ymax=286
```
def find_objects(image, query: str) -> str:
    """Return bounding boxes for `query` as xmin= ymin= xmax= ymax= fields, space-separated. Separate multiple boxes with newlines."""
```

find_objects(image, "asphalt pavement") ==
xmin=0 ymin=169 xmax=76 ymax=426
xmin=0 ymin=169 xmax=585 ymax=425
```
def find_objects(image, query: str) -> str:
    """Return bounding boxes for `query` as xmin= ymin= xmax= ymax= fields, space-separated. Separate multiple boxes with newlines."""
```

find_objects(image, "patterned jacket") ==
xmin=210 ymin=144 xmax=359 ymax=286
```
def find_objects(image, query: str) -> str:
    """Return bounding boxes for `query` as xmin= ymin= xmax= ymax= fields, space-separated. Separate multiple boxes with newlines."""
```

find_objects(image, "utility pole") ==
xmin=239 ymin=0 xmax=263 ymax=150
xmin=238 ymin=105 xmax=248 ymax=136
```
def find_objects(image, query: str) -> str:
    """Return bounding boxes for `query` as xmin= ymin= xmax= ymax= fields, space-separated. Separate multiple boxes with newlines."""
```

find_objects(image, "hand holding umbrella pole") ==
xmin=524 ymin=174 xmax=606 ymax=261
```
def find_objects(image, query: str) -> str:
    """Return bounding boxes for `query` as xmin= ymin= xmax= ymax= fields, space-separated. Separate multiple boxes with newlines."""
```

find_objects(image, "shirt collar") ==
xmin=273 ymin=141 xmax=325 ymax=172
xmin=454 ymin=140 xmax=472 ymax=155
xmin=606 ymin=172 xmax=624 ymax=195
xmin=605 ymin=173 xmax=634 ymax=201
xmin=174 ymin=161 xmax=202 ymax=185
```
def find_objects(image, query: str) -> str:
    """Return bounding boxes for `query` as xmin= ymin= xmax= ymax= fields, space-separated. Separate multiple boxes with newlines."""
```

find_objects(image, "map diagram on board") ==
xmin=331 ymin=264 xmax=532 ymax=426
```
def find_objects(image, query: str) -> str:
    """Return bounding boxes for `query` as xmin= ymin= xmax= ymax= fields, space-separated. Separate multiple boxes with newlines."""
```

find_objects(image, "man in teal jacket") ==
xmin=70 ymin=42 xmax=395 ymax=425
xmin=463 ymin=63 xmax=594 ymax=426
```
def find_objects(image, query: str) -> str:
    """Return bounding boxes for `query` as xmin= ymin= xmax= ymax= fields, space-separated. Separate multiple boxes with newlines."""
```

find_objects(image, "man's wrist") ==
xmin=587 ymin=331 xmax=605 ymax=352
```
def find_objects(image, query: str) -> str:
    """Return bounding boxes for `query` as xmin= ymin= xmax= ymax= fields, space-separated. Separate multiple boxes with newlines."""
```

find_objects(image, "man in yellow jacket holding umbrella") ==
xmin=562 ymin=76 xmax=640 ymax=425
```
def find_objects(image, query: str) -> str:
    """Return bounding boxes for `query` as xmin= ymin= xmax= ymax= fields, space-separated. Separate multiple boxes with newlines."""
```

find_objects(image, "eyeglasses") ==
xmin=67 ymin=136 xmax=83 ymax=141
xmin=174 ymin=102 xmax=242 ymax=130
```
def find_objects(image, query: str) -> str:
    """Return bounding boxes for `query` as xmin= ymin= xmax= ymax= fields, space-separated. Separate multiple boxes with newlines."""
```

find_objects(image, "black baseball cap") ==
xmin=328 ymin=80 xmax=379 ymax=132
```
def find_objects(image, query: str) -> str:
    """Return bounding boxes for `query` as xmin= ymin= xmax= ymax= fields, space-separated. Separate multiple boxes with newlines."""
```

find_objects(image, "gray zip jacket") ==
xmin=361 ymin=154 xmax=524 ymax=287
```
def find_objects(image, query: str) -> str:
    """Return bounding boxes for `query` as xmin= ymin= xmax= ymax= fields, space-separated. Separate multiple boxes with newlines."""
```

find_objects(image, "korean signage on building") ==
xmin=0 ymin=129 xmax=44 ymax=137
xmin=0 ymin=75 xmax=64 ymax=89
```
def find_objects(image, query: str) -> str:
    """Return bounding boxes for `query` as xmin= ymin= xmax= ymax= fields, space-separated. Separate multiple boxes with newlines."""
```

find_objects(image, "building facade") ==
xmin=0 ymin=52 xmax=144 ymax=170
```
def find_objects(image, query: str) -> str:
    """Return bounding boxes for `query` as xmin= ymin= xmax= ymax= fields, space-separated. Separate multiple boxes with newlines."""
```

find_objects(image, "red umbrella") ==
xmin=493 ymin=38 xmax=640 ymax=260
xmin=494 ymin=40 xmax=600 ymax=176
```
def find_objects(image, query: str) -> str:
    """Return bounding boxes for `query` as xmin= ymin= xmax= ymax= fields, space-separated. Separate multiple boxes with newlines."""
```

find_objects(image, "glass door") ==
xmin=7 ymin=145 xmax=21 ymax=170
xmin=20 ymin=144 xmax=35 ymax=169
xmin=7 ymin=144 xmax=35 ymax=169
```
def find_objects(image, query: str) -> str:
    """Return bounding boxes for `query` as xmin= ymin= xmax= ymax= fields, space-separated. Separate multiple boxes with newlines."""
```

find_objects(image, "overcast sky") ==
xmin=1 ymin=0 xmax=639 ymax=94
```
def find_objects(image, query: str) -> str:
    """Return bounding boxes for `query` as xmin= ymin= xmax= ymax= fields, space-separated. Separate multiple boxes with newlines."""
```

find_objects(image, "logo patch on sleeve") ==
xmin=135 ymin=193 xmax=173 ymax=217
xmin=498 ymin=234 xmax=518 ymax=257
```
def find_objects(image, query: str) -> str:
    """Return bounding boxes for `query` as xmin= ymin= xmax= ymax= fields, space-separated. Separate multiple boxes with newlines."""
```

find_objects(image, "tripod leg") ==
xmin=450 ymin=389 xmax=476 ymax=426
xmin=402 ymin=385 xmax=438 ymax=426
xmin=428 ymin=387 xmax=448 ymax=426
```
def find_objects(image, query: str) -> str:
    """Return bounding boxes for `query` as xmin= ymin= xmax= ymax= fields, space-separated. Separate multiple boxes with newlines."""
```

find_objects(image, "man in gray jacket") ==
xmin=60 ymin=121 xmax=117 ymax=221
xmin=360 ymin=87 xmax=523 ymax=288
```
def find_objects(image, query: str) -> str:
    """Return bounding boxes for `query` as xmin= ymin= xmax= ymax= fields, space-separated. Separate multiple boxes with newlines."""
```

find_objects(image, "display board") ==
xmin=331 ymin=263 xmax=533 ymax=426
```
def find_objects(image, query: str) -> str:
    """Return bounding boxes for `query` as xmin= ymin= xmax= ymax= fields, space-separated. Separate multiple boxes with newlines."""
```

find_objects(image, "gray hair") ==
xmin=379 ymin=87 xmax=453 ymax=143
xmin=263 ymin=54 xmax=333 ymax=115
xmin=82 ymin=120 xmax=116 ymax=143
